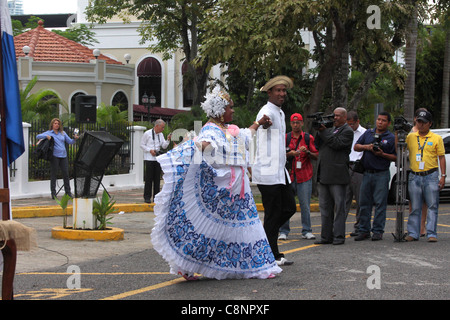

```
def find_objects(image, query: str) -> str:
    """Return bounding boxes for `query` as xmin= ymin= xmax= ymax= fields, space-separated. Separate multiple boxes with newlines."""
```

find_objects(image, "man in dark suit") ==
xmin=314 ymin=107 xmax=354 ymax=245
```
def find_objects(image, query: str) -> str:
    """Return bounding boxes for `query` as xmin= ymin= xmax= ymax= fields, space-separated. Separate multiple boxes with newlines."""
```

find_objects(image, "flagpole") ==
xmin=0 ymin=9 xmax=10 ymax=221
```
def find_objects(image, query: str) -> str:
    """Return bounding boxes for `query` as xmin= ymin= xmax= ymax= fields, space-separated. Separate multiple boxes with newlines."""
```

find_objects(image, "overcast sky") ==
xmin=21 ymin=0 xmax=78 ymax=14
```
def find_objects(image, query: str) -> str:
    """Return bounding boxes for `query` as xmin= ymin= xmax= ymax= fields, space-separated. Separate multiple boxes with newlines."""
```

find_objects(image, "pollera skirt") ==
xmin=151 ymin=140 xmax=281 ymax=280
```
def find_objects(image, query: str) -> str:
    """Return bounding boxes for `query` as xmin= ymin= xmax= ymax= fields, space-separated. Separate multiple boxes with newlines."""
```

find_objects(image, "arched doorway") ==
xmin=137 ymin=57 xmax=162 ymax=108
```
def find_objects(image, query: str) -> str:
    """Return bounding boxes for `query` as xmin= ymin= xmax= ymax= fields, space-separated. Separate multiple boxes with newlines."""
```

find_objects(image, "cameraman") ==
xmin=314 ymin=107 xmax=354 ymax=245
xmin=141 ymin=119 xmax=172 ymax=203
xmin=354 ymin=112 xmax=396 ymax=241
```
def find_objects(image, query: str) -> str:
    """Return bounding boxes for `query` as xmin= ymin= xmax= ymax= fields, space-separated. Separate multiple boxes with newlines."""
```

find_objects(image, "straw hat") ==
xmin=260 ymin=75 xmax=294 ymax=92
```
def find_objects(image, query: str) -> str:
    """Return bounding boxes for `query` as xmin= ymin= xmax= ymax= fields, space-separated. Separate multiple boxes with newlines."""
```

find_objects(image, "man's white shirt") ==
xmin=349 ymin=124 xmax=366 ymax=162
xmin=140 ymin=129 xmax=170 ymax=161
xmin=252 ymin=101 xmax=289 ymax=185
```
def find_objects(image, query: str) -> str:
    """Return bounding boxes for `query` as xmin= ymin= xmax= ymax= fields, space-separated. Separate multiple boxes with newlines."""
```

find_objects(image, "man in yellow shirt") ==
xmin=405 ymin=110 xmax=446 ymax=242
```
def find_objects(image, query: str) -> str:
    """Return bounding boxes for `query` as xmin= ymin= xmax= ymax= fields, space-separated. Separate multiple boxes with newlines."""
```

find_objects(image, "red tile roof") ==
xmin=14 ymin=20 xmax=122 ymax=65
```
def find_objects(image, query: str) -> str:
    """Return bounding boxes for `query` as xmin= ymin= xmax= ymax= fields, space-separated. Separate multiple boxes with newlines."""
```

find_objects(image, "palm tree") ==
xmin=441 ymin=23 xmax=450 ymax=127
xmin=403 ymin=1 xmax=418 ymax=123
xmin=20 ymin=76 xmax=68 ymax=123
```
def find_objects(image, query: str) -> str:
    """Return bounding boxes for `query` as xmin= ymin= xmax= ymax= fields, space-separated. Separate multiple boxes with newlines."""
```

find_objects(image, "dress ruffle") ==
xmin=151 ymin=139 xmax=281 ymax=280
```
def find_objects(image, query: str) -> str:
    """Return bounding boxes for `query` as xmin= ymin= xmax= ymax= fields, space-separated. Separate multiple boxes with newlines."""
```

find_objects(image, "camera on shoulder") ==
xmin=307 ymin=112 xmax=334 ymax=130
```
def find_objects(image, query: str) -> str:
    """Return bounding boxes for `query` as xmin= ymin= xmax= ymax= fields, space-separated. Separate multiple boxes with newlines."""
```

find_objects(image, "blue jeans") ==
xmin=280 ymin=179 xmax=313 ymax=236
xmin=407 ymin=171 xmax=439 ymax=239
xmin=358 ymin=170 xmax=390 ymax=234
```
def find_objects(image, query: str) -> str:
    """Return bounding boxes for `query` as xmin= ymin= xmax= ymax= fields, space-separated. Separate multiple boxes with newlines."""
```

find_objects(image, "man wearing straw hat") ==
xmin=252 ymin=75 xmax=297 ymax=266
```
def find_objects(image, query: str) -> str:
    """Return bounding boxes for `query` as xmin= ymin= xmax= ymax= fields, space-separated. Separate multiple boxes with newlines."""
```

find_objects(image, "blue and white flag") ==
xmin=0 ymin=0 xmax=24 ymax=166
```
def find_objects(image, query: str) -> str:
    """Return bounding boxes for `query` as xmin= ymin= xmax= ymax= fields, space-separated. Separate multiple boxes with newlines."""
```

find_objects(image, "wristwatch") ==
xmin=441 ymin=174 xmax=447 ymax=177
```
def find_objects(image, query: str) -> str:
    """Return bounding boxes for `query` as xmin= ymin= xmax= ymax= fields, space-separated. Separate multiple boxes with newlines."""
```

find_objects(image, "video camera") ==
xmin=307 ymin=112 xmax=335 ymax=129
xmin=394 ymin=116 xmax=413 ymax=133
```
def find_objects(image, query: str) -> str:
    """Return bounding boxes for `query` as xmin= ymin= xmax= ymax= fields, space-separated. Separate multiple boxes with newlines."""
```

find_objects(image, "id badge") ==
xmin=419 ymin=162 xmax=425 ymax=170
xmin=416 ymin=153 xmax=421 ymax=162
xmin=296 ymin=161 xmax=302 ymax=169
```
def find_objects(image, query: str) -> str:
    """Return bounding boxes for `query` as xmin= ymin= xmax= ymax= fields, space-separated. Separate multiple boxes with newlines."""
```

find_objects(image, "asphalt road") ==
xmin=7 ymin=203 xmax=450 ymax=307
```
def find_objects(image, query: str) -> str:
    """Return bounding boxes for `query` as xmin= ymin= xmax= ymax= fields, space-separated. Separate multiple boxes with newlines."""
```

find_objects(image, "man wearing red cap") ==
xmin=279 ymin=113 xmax=318 ymax=240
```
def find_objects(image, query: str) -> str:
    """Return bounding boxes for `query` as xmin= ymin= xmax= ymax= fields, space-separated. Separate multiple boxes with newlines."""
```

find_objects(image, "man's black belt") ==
xmin=365 ymin=169 xmax=388 ymax=173
xmin=411 ymin=168 xmax=438 ymax=176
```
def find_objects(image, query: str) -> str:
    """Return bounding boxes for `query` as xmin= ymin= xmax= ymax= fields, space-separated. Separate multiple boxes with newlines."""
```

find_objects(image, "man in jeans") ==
xmin=405 ymin=110 xmax=446 ymax=242
xmin=279 ymin=113 xmax=318 ymax=240
xmin=354 ymin=112 xmax=396 ymax=241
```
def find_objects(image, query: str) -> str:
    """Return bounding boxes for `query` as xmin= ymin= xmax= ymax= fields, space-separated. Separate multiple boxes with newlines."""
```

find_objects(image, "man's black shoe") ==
xmin=354 ymin=233 xmax=371 ymax=241
xmin=371 ymin=233 xmax=383 ymax=241
xmin=314 ymin=240 xmax=332 ymax=244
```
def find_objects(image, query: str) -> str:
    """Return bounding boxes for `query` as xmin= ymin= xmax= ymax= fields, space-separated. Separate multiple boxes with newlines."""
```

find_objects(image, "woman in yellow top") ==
xmin=405 ymin=110 xmax=446 ymax=242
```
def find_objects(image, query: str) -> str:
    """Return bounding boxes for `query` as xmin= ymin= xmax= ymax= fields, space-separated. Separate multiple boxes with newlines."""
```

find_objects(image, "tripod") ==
xmin=392 ymin=131 xmax=408 ymax=242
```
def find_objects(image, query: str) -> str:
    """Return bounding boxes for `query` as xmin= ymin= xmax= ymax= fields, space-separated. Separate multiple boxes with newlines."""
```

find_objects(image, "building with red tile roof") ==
xmin=15 ymin=20 xmax=135 ymax=120
xmin=14 ymin=20 xmax=122 ymax=65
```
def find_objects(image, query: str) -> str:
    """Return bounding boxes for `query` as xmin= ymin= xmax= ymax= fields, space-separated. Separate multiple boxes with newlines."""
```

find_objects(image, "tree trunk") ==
xmin=332 ymin=42 xmax=349 ymax=109
xmin=403 ymin=2 xmax=418 ymax=123
xmin=441 ymin=29 xmax=450 ymax=128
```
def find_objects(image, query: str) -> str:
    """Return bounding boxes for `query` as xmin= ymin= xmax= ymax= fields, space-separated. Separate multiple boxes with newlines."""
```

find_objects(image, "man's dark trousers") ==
xmin=257 ymin=179 xmax=296 ymax=260
xmin=144 ymin=160 xmax=161 ymax=201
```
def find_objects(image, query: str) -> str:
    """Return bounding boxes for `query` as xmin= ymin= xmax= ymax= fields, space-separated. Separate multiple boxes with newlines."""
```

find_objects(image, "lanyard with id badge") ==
xmin=416 ymin=136 xmax=428 ymax=170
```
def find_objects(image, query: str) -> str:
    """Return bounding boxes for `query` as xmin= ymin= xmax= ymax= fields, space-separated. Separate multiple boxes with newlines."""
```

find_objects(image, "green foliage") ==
xmin=20 ymin=76 xmax=68 ymax=124
xmin=92 ymin=190 xmax=116 ymax=230
xmin=52 ymin=24 xmax=99 ymax=46
xmin=13 ymin=16 xmax=99 ymax=46
xmin=96 ymin=103 xmax=128 ymax=127
xmin=415 ymin=26 xmax=446 ymax=120
xmin=85 ymin=0 xmax=214 ymax=105
xmin=169 ymin=105 xmax=206 ymax=132
xmin=55 ymin=193 xmax=72 ymax=229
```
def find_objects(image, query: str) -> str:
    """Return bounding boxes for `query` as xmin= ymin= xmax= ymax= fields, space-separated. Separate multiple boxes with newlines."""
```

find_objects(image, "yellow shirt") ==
xmin=406 ymin=131 xmax=445 ymax=172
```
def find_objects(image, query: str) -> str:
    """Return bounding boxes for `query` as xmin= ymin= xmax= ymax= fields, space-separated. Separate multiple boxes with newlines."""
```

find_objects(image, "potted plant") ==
xmin=92 ymin=190 xmax=116 ymax=230
xmin=55 ymin=193 xmax=72 ymax=228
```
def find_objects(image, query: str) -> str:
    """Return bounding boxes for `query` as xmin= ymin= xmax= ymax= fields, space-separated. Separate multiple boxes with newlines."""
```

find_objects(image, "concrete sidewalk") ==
xmin=11 ymin=188 xmax=154 ymax=218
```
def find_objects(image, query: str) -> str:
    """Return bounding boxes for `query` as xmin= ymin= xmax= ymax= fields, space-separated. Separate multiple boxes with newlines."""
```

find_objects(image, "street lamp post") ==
xmin=149 ymin=93 xmax=156 ymax=110
xmin=142 ymin=92 xmax=149 ymax=121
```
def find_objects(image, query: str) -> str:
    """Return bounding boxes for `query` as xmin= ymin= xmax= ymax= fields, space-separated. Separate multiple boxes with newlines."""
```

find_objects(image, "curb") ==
xmin=11 ymin=203 xmax=156 ymax=219
xmin=12 ymin=203 xmax=319 ymax=219
xmin=51 ymin=226 xmax=124 ymax=241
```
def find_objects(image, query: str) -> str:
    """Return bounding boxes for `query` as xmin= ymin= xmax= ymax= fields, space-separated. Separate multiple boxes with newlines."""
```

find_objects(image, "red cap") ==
xmin=290 ymin=113 xmax=303 ymax=121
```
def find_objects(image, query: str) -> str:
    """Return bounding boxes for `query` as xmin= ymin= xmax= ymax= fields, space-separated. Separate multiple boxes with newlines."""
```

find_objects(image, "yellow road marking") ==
xmin=101 ymin=277 xmax=186 ymax=300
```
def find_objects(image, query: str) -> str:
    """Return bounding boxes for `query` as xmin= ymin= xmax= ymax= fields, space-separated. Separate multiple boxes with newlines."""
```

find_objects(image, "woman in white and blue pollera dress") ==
xmin=151 ymin=86 xmax=281 ymax=280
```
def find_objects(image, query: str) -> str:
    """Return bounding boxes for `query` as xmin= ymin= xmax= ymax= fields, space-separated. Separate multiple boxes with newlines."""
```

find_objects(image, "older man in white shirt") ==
xmin=253 ymin=75 xmax=297 ymax=266
xmin=346 ymin=111 xmax=366 ymax=236
xmin=141 ymin=119 xmax=171 ymax=203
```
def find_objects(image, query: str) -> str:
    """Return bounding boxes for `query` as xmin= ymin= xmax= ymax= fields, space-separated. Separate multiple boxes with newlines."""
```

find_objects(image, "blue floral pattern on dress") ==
xmin=163 ymin=137 xmax=276 ymax=273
